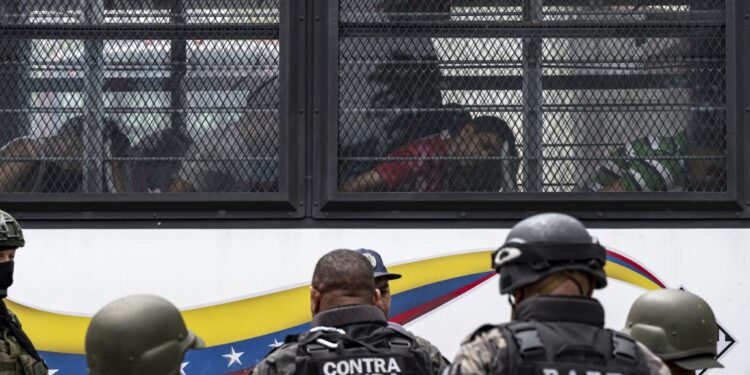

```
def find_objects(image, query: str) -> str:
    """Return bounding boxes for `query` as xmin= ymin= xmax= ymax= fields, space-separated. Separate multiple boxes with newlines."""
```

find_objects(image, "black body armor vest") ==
xmin=478 ymin=296 xmax=651 ymax=375
xmin=293 ymin=324 xmax=433 ymax=375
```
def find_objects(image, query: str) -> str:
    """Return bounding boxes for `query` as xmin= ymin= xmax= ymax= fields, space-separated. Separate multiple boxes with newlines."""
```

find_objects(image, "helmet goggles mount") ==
xmin=493 ymin=242 xmax=606 ymax=270
xmin=492 ymin=242 xmax=607 ymax=294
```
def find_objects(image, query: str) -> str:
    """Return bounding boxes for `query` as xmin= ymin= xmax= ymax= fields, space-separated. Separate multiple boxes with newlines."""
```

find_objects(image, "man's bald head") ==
xmin=310 ymin=249 xmax=378 ymax=314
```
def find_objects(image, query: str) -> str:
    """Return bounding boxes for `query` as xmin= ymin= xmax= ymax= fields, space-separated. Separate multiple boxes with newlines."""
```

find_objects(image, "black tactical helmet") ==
xmin=86 ymin=295 xmax=203 ymax=375
xmin=492 ymin=213 xmax=607 ymax=294
xmin=624 ymin=289 xmax=723 ymax=370
xmin=0 ymin=210 xmax=24 ymax=250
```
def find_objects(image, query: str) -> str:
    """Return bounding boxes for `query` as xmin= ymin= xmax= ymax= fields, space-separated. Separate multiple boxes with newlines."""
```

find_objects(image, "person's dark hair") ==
xmin=312 ymin=249 xmax=375 ymax=298
xmin=449 ymin=116 xmax=520 ymax=192
xmin=386 ymin=103 xmax=472 ymax=155
xmin=469 ymin=116 xmax=516 ymax=143
xmin=130 ymin=127 xmax=193 ymax=192
xmin=372 ymin=52 xmax=444 ymax=155
xmin=56 ymin=116 xmax=131 ymax=156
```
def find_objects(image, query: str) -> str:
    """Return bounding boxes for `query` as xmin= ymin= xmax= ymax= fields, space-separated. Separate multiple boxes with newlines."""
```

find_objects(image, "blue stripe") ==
xmin=41 ymin=272 xmax=492 ymax=374
xmin=389 ymin=272 xmax=492 ymax=317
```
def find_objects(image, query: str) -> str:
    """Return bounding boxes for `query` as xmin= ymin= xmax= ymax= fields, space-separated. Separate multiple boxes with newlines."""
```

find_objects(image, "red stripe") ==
xmin=227 ymin=273 xmax=495 ymax=374
xmin=391 ymin=272 xmax=496 ymax=325
xmin=606 ymin=250 xmax=666 ymax=288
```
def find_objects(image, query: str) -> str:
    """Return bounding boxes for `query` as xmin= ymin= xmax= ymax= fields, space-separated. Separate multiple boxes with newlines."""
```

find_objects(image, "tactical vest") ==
xmin=0 ymin=309 xmax=47 ymax=375
xmin=480 ymin=296 xmax=651 ymax=375
xmin=294 ymin=325 xmax=433 ymax=375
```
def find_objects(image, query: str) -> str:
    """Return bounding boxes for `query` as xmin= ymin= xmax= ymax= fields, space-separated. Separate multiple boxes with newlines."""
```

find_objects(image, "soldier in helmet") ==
xmin=446 ymin=213 xmax=670 ymax=375
xmin=624 ymin=289 xmax=723 ymax=374
xmin=0 ymin=210 xmax=48 ymax=374
xmin=85 ymin=294 xmax=203 ymax=375
xmin=253 ymin=249 xmax=446 ymax=375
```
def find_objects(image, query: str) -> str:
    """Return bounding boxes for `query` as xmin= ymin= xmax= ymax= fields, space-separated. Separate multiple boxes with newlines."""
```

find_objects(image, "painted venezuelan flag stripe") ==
xmin=14 ymin=249 xmax=666 ymax=375
xmin=14 ymin=250 xmax=494 ymax=355
xmin=605 ymin=250 xmax=666 ymax=290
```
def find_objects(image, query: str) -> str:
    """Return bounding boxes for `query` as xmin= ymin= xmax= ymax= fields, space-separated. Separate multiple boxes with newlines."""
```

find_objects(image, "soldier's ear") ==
xmin=372 ymin=288 xmax=382 ymax=307
xmin=310 ymin=287 xmax=321 ymax=317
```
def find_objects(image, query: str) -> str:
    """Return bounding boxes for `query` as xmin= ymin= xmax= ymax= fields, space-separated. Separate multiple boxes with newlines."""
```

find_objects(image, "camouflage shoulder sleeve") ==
xmin=637 ymin=342 xmax=671 ymax=375
xmin=413 ymin=334 xmax=448 ymax=374
xmin=445 ymin=327 xmax=507 ymax=375
xmin=252 ymin=343 xmax=299 ymax=375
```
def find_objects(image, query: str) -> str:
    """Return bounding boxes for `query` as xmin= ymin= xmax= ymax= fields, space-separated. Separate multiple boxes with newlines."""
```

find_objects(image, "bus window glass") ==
xmin=336 ymin=0 xmax=726 ymax=193
xmin=0 ymin=0 xmax=281 ymax=194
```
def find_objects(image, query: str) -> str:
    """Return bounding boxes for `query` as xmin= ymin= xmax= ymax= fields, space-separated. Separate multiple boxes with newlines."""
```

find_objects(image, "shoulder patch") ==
xmin=468 ymin=324 xmax=499 ymax=341
xmin=387 ymin=322 xmax=415 ymax=339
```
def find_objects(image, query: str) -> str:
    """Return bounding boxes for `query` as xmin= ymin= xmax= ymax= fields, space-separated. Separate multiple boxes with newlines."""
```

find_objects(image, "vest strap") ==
xmin=388 ymin=337 xmax=412 ymax=354
xmin=612 ymin=331 xmax=638 ymax=363
xmin=498 ymin=321 xmax=652 ymax=375
xmin=507 ymin=324 xmax=544 ymax=356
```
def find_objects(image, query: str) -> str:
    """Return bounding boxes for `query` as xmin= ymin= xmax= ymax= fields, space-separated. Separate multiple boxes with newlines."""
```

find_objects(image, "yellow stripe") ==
xmin=184 ymin=286 xmax=310 ymax=350
xmin=5 ymin=300 xmax=90 ymax=354
xmin=604 ymin=262 xmax=662 ymax=291
xmin=8 ymin=250 xmax=659 ymax=354
xmin=388 ymin=251 xmax=494 ymax=294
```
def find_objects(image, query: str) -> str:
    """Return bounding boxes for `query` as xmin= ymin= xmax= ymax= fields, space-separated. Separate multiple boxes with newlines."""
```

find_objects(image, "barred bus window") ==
xmin=0 ymin=0 xmax=281 ymax=194
xmin=336 ymin=0 xmax=726 ymax=193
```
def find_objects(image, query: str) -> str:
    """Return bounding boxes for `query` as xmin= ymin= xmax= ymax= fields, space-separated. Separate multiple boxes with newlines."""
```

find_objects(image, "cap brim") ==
xmin=674 ymin=355 xmax=724 ymax=370
xmin=374 ymin=272 xmax=401 ymax=280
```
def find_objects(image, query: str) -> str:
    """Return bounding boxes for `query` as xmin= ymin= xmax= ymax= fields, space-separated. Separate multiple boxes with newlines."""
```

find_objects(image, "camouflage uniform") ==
xmin=0 ymin=302 xmax=47 ymax=375
xmin=0 ymin=210 xmax=47 ymax=375
xmin=446 ymin=213 xmax=672 ymax=375
xmin=447 ymin=326 xmax=671 ymax=375
xmin=253 ymin=305 xmax=446 ymax=375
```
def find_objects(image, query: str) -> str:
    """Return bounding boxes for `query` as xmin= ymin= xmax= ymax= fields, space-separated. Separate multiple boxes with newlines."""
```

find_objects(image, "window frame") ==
xmin=313 ymin=0 xmax=747 ymax=220
xmin=0 ymin=0 xmax=747 ymax=221
xmin=0 ymin=0 xmax=305 ymax=220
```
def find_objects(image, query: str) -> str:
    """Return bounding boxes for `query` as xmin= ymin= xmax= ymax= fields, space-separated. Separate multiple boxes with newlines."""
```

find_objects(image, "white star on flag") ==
xmin=48 ymin=371 xmax=59 ymax=375
xmin=180 ymin=362 xmax=189 ymax=375
xmin=268 ymin=338 xmax=284 ymax=348
xmin=222 ymin=346 xmax=244 ymax=367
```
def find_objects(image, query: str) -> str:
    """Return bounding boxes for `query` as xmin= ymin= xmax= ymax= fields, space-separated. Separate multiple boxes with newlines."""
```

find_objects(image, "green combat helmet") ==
xmin=0 ymin=210 xmax=24 ymax=250
xmin=624 ymin=289 xmax=723 ymax=371
xmin=86 ymin=295 xmax=204 ymax=375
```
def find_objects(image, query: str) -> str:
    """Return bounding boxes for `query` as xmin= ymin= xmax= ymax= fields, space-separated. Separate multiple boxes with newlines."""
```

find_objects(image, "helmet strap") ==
xmin=509 ymin=290 xmax=523 ymax=319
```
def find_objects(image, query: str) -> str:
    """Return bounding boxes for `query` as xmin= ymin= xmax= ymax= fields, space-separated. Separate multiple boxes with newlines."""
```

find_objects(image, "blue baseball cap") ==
xmin=356 ymin=249 xmax=402 ymax=280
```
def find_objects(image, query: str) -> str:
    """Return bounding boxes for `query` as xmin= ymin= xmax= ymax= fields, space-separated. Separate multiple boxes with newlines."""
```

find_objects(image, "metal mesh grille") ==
xmin=0 ymin=0 xmax=280 ymax=193
xmin=336 ymin=0 xmax=726 ymax=193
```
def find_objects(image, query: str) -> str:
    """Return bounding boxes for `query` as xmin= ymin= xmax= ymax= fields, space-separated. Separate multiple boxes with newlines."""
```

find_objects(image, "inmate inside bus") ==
xmin=0 ymin=0 xmax=727 ymax=197
xmin=0 ymin=2 xmax=744 ymax=375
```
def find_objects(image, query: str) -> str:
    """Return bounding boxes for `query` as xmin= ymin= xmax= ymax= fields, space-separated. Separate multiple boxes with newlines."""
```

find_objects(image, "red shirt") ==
xmin=375 ymin=132 xmax=450 ymax=192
